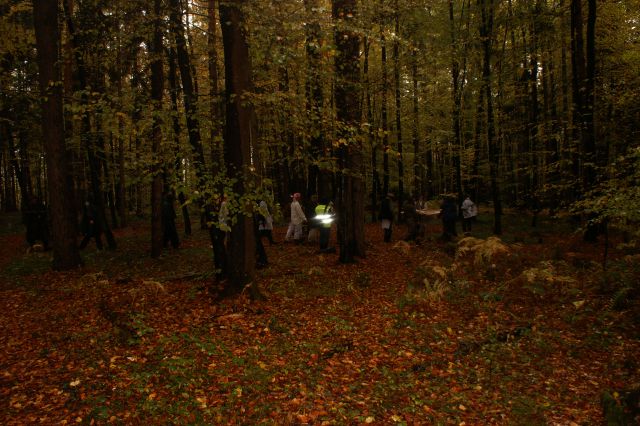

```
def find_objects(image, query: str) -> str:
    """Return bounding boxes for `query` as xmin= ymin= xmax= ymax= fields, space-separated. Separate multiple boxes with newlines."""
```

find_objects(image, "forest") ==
xmin=1 ymin=0 xmax=639 ymax=424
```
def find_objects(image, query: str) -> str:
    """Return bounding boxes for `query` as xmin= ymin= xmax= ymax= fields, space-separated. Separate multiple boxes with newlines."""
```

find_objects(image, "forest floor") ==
xmin=0 ymin=210 xmax=639 ymax=425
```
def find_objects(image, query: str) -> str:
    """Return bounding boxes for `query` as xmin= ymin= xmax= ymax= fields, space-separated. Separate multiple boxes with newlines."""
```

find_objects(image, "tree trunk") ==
xmin=167 ymin=47 xmax=192 ymax=236
xmin=219 ymin=0 xmax=261 ymax=298
xmin=365 ymin=37 xmax=379 ymax=223
xmin=6 ymin=124 xmax=31 ymax=205
xmin=208 ymin=0 xmax=223 ymax=169
xmin=381 ymin=31 xmax=390 ymax=197
xmin=394 ymin=0 xmax=404 ymax=212
xmin=62 ymin=0 xmax=117 ymax=250
xmin=448 ymin=0 xmax=465 ymax=208
xmin=333 ymin=0 xmax=364 ymax=263
xmin=304 ymin=0 xmax=329 ymax=199
xmin=570 ymin=0 xmax=585 ymax=182
xmin=33 ymin=0 xmax=82 ymax=270
xmin=411 ymin=49 xmax=420 ymax=197
xmin=169 ymin=0 xmax=207 ymax=187
xmin=150 ymin=0 xmax=164 ymax=258
xmin=479 ymin=0 xmax=502 ymax=234
xmin=583 ymin=0 xmax=599 ymax=242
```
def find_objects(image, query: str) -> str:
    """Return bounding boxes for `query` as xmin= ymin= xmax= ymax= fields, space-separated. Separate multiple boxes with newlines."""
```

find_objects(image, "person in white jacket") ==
xmin=461 ymin=195 xmax=478 ymax=233
xmin=285 ymin=193 xmax=307 ymax=243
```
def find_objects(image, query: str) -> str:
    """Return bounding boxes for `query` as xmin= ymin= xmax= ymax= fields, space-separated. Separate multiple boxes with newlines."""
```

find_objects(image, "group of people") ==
xmin=21 ymin=195 xmax=102 ymax=252
xmin=285 ymin=192 xmax=335 ymax=252
xmin=441 ymin=194 xmax=478 ymax=239
xmin=22 ymin=189 xmax=479 ymax=272
xmin=379 ymin=192 xmax=478 ymax=243
xmin=204 ymin=193 xmax=274 ymax=281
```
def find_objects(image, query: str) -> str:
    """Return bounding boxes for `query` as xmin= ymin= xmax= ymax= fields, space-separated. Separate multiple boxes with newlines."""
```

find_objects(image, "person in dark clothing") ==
xmin=403 ymin=197 xmax=419 ymax=242
xmin=23 ymin=196 xmax=49 ymax=250
xmin=439 ymin=196 xmax=458 ymax=241
xmin=257 ymin=199 xmax=276 ymax=245
xmin=79 ymin=200 xmax=103 ymax=250
xmin=380 ymin=193 xmax=395 ymax=242
xmin=315 ymin=198 xmax=335 ymax=252
xmin=254 ymin=206 xmax=268 ymax=268
xmin=205 ymin=198 xmax=228 ymax=280
xmin=162 ymin=193 xmax=180 ymax=249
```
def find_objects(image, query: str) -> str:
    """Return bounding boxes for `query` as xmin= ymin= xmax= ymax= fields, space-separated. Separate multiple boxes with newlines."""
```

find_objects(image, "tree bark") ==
xmin=479 ymin=0 xmax=502 ymax=234
xmin=394 ymin=0 xmax=404 ymax=212
xmin=583 ymin=0 xmax=599 ymax=242
xmin=381 ymin=31 xmax=390 ymax=197
xmin=62 ymin=0 xmax=117 ymax=250
xmin=304 ymin=0 xmax=329 ymax=199
xmin=334 ymin=0 xmax=365 ymax=263
xmin=570 ymin=0 xmax=585 ymax=181
xmin=448 ymin=0 xmax=465 ymax=207
xmin=219 ymin=0 xmax=261 ymax=298
xmin=150 ymin=0 xmax=164 ymax=258
xmin=33 ymin=0 xmax=82 ymax=269
xmin=169 ymin=0 xmax=207 ymax=187
xmin=167 ymin=47 xmax=192 ymax=236
xmin=208 ymin=0 xmax=223 ymax=169
xmin=365 ymin=37 xmax=379 ymax=223
xmin=411 ymin=49 xmax=420 ymax=197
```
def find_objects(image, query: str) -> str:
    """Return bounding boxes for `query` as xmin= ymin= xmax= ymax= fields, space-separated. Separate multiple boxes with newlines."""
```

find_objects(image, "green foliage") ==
xmin=602 ymin=256 xmax=640 ymax=311
xmin=574 ymin=147 xmax=640 ymax=241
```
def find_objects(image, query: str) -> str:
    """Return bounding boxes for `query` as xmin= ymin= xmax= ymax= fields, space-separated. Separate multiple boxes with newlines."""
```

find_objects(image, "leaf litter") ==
xmin=0 ymin=219 xmax=638 ymax=424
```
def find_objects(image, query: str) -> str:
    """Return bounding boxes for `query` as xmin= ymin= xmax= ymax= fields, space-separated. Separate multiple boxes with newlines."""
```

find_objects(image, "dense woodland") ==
xmin=2 ymin=1 xmax=640 ymax=424
xmin=1 ymin=0 xmax=640 ymax=285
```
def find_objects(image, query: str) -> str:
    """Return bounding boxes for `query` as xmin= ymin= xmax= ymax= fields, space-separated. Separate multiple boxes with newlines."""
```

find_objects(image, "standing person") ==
xmin=79 ymin=199 xmax=103 ymax=250
xmin=403 ymin=196 xmax=419 ymax=242
xmin=257 ymin=199 xmax=276 ymax=245
xmin=380 ymin=192 xmax=395 ymax=242
xmin=439 ymin=195 xmax=458 ymax=241
xmin=285 ymin=192 xmax=306 ymax=244
xmin=461 ymin=195 xmax=478 ymax=233
xmin=315 ymin=197 xmax=335 ymax=252
xmin=23 ymin=196 xmax=50 ymax=251
xmin=205 ymin=196 xmax=228 ymax=281
xmin=161 ymin=193 xmax=180 ymax=249
xmin=254 ymin=205 xmax=268 ymax=268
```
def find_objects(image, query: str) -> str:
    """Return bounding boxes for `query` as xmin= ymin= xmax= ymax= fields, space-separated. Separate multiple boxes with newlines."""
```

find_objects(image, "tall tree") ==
xmin=208 ymin=0 xmax=222 ymax=168
xmin=448 ymin=0 xmax=464 ymax=206
xmin=333 ymin=0 xmax=365 ymax=262
xmin=570 ymin=0 xmax=585 ymax=182
xmin=150 ymin=0 xmax=164 ymax=258
xmin=169 ymin=0 xmax=207 ymax=188
xmin=479 ymin=0 xmax=502 ymax=234
xmin=167 ymin=47 xmax=192 ymax=236
xmin=62 ymin=0 xmax=117 ymax=250
xmin=219 ymin=0 xmax=261 ymax=298
xmin=394 ymin=0 xmax=404 ymax=212
xmin=32 ymin=0 xmax=82 ymax=270
xmin=364 ymin=36 xmax=379 ymax=222
xmin=381 ymin=24 xmax=390 ymax=197
xmin=304 ymin=0 xmax=329 ymax=199
xmin=583 ymin=0 xmax=599 ymax=242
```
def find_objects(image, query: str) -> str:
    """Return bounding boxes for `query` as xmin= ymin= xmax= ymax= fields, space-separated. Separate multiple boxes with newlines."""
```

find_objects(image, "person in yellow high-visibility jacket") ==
xmin=315 ymin=198 xmax=334 ymax=251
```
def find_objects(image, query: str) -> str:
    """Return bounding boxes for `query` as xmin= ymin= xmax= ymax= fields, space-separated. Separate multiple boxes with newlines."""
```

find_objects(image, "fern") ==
xmin=608 ymin=286 xmax=634 ymax=311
